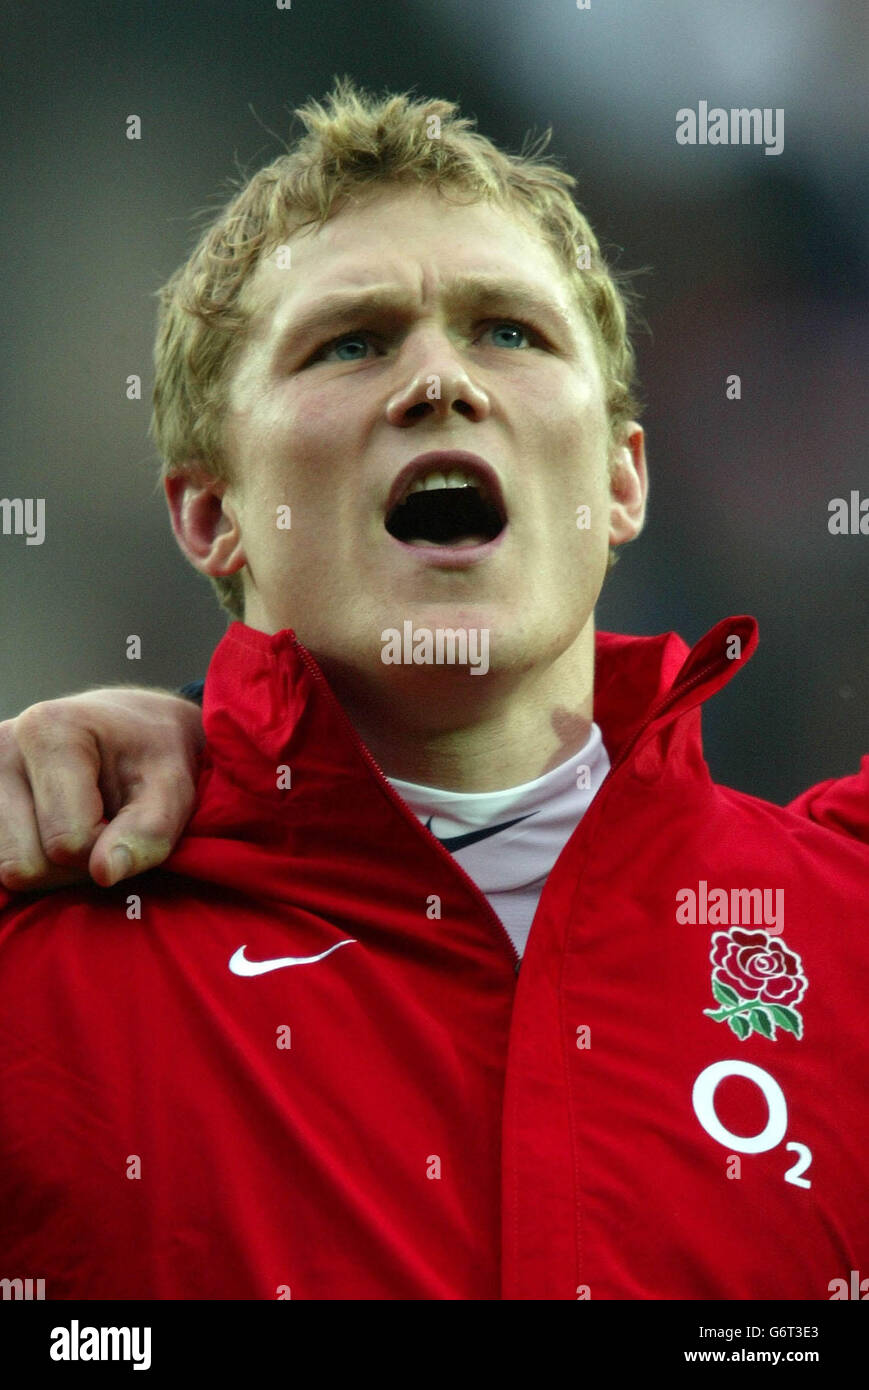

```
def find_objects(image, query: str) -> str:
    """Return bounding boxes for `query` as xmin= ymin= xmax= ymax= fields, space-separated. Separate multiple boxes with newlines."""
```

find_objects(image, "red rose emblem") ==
xmin=710 ymin=928 xmax=807 ymax=1007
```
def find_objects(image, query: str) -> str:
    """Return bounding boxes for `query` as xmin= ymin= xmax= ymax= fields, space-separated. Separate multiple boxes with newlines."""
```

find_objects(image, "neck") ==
xmin=321 ymin=626 xmax=596 ymax=792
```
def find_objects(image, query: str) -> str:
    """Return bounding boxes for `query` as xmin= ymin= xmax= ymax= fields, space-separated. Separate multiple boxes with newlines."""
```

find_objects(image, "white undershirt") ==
xmin=389 ymin=725 xmax=610 ymax=959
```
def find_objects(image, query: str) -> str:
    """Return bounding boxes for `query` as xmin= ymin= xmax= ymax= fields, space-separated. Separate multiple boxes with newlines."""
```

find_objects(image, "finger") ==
xmin=88 ymin=769 xmax=197 ymax=886
xmin=0 ymin=766 xmax=89 ymax=890
xmin=15 ymin=716 xmax=105 ymax=867
xmin=0 ymin=756 xmax=52 ymax=885
xmin=2 ymin=861 xmax=92 ymax=893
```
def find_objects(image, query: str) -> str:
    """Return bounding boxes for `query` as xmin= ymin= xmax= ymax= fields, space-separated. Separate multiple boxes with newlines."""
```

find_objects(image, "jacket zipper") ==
xmin=292 ymin=640 xmax=522 ymax=974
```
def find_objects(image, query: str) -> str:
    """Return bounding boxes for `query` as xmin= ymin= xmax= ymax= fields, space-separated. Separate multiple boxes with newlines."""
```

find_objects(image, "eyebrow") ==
xmin=269 ymin=274 xmax=578 ymax=363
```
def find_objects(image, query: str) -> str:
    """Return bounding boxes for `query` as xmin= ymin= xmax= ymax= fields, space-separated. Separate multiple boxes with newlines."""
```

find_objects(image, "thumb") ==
xmin=88 ymin=778 xmax=194 ymax=886
xmin=89 ymin=825 xmax=176 ymax=887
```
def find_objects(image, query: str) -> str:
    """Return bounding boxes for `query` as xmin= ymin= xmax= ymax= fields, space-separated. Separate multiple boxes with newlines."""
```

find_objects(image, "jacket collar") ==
xmin=594 ymin=614 xmax=758 ymax=766
xmin=201 ymin=615 xmax=759 ymax=790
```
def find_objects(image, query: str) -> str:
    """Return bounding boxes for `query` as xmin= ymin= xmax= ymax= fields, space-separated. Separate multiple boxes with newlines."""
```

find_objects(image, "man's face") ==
xmin=195 ymin=186 xmax=643 ymax=697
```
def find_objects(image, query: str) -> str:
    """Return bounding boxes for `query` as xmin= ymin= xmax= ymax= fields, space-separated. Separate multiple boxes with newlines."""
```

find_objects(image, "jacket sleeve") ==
xmin=786 ymin=754 xmax=869 ymax=844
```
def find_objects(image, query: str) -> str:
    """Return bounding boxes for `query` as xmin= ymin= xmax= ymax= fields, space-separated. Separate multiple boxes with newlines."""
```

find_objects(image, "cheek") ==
xmin=288 ymin=384 xmax=340 ymax=441
xmin=268 ymin=386 xmax=358 ymax=491
xmin=523 ymin=373 xmax=608 ymax=458
xmin=537 ymin=420 xmax=612 ymax=530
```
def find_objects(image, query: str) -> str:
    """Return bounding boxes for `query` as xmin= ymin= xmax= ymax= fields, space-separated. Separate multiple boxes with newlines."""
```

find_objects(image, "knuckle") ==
xmin=0 ymin=721 xmax=20 ymax=764
xmin=0 ymin=857 xmax=49 ymax=890
xmin=0 ymin=831 xmax=28 ymax=863
xmin=14 ymin=701 xmax=70 ymax=750
xmin=40 ymin=828 xmax=95 ymax=862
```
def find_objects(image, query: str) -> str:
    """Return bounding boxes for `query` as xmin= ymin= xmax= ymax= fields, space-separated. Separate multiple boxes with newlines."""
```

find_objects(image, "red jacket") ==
xmin=1 ymin=617 xmax=867 ymax=1300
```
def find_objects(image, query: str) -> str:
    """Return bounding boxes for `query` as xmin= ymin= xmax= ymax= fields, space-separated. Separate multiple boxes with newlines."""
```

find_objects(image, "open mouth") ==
xmin=385 ymin=476 xmax=505 ymax=548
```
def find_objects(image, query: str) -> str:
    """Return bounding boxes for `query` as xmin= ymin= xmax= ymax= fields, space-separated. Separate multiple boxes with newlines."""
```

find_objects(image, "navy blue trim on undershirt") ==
xmin=178 ymin=680 xmax=205 ymax=706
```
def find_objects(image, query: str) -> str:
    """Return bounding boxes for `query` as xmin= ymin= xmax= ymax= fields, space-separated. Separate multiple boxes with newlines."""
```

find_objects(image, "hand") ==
xmin=0 ymin=687 xmax=205 ymax=891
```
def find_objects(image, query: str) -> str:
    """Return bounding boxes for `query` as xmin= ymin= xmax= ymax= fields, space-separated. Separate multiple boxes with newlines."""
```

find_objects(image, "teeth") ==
xmin=405 ymin=468 xmax=483 ymax=498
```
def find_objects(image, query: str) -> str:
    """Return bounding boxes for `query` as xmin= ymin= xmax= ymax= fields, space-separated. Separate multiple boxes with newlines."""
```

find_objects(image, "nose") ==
xmin=384 ymin=329 xmax=491 ymax=427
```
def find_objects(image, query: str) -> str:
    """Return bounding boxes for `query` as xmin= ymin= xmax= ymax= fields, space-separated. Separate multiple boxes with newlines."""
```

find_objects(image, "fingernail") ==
xmin=108 ymin=845 xmax=134 ymax=884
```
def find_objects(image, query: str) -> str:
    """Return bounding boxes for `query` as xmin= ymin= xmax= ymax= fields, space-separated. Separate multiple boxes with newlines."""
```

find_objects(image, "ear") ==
xmin=164 ymin=465 xmax=247 ymax=578
xmin=607 ymin=422 xmax=648 ymax=547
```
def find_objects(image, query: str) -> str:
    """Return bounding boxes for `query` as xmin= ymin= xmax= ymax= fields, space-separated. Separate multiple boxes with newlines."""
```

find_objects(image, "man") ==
xmin=1 ymin=79 xmax=867 ymax=1301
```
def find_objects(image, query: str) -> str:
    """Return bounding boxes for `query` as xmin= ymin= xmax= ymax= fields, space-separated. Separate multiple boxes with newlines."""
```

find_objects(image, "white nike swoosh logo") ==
xmin=229 ymin=939 xmax=357 ymax=976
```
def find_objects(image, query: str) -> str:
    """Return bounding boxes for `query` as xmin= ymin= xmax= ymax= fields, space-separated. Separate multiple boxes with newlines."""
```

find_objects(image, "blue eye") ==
xmin=487 ymin=321 xmax=532 ymax=348
xmin=313 ymin=319 xmax=539 ymax=365
xmin=324 ymin=333 xmax=375 ymax=362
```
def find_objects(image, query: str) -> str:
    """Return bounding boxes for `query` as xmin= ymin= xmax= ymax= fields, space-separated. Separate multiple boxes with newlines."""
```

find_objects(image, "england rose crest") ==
xmin=703 ymin=927 xmax=807 ymax=1041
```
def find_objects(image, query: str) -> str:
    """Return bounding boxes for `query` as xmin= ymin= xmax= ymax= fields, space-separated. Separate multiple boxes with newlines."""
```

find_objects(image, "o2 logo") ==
xmin=692 ymin=1059 xmax=812 ymax=1188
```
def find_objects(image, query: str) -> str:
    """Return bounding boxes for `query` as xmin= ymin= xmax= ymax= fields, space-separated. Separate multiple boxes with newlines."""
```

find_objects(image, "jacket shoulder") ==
xmin=786 ymin=754 xmax=869 ymax=844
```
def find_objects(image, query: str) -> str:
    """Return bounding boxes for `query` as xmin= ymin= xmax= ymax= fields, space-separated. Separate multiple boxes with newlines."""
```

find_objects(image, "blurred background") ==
xmin=1 ymin=0 xmax=866 ymax=802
